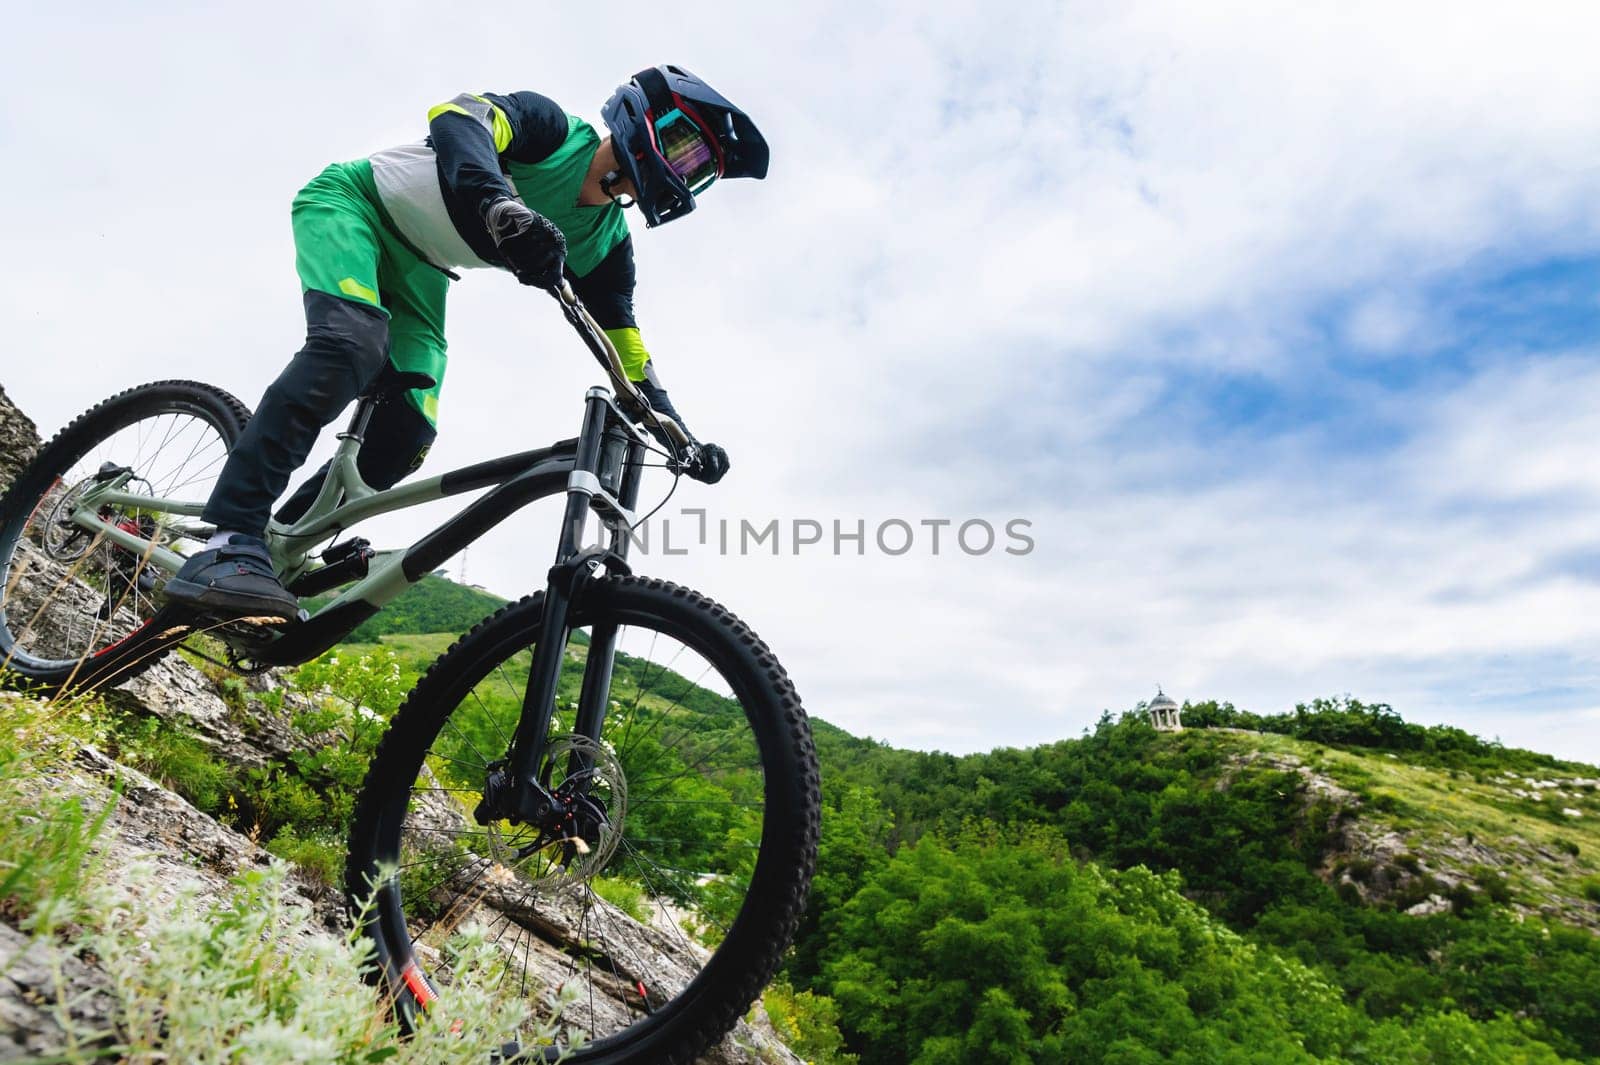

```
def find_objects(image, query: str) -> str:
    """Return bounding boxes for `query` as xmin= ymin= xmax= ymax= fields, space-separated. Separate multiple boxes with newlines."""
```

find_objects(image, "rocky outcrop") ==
xmin=1225 ymin=749 xmax=1600 ymax=932
xmin=0 ymin=921 xmax=116 ymax=1062
xmin=0 ymin=738 xmax=329 ymax=1064
xmin=3 ymin=671 xmax=802 ymax=1063
xmin=0 ymin=385 xmax=39 ymax=495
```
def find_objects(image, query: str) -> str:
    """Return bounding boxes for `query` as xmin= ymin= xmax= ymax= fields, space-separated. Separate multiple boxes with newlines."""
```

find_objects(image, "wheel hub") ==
xmin=472 ymin=735 xmax=627 ymax=890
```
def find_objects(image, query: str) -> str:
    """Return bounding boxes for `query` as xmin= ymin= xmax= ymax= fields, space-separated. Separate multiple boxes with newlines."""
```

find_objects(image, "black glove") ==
xmin=686 ymin=442 xmax=730 ymax=484
xmin=483 ymin=197 xmax=566 ymax=288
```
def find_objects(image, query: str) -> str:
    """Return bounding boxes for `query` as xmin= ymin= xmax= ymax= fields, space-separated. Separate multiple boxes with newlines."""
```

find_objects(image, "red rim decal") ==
xmin=92 ymin=618 xmax=155 ymax=657
xmin=401 ymin=960 xmax=438 ymax=1007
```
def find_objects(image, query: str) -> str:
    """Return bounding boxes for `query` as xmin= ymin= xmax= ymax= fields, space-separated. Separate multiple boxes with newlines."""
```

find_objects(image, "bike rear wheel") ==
xmin=345 ymin=576 xmax=820 ymax=1064
xmin=0 ymin=380 xmax=249 ymax=690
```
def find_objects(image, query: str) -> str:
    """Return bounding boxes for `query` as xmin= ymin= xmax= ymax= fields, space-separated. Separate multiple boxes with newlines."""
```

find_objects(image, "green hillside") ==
xmin=308 ymin=572 xmax=508 ymax=643
xmin=330 ymin=617 xmax=1600 ymax=1063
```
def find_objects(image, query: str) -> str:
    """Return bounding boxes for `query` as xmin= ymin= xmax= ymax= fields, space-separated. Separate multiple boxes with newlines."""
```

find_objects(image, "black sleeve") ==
xmin=568 ymin=237 xmax=637 ymax=331
xmin=488 ymin=91 xmax=569 ymax=164
xmin=636 ymin=366 xmax=691 ymax=441
xmin=567 ymin=239 xmax=695 ymax=439
xmin=428 ymin=91 xmax=570 ymax=266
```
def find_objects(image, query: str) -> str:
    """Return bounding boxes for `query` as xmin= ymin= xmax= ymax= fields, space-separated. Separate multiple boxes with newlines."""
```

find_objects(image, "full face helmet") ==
xmin=600 ymin=64 xmax=770 ymax=227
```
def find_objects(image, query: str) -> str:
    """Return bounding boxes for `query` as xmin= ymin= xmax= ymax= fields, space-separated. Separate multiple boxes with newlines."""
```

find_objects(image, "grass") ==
xmin=591 ymin=876 xmax=651 ymax=923
xmin=0 ymin=686 xmax=573 ymax=1064
xmin=1203 ymin=729 xmax=1600 ymax=914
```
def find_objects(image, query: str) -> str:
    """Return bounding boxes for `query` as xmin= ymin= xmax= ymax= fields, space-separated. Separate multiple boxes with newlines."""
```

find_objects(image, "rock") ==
xmin=0 ymin=385 xmax=39 ymax=496
xmin=103 ymin=651 xmax=306 ymax=771
xmin=1224 ymin=750 xmax=1600 ymax=931
xmin=0 ymin=923 xmax=117 ymax=1063
xmin=395 ymin=780 xmax=803 ymax=1063
xmin=0 ymin=742 xmax=341 ymax=1061
xmin=5 ymin=734 xmax=807 ymax=1062
xmin=0 ymin=535 xmax=305 ymax=770
xmin=1404 ymin=894 xmax=1452 ymax=917
xmin=63 ymin=746 xmax=340 ymax=930
xmin=2 ymin=674 xmax=798 ymax=1061
xmin=1221 ymin=750 xmax=1361 ymax=806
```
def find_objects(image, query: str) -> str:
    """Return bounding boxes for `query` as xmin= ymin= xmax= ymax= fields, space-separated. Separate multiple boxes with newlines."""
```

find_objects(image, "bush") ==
xmin=1470 ymin=866 xmax=1514 ymax=905
xmin=86 ymin=862 xmax=568 ymax=1064
xmin=762 ymin=977 xmax=857 ymax=1065
xmin=110 ymin=712 xmax=240 ymax=813
xmin=592 ymin=877 xmax=651 ymax=923
xmin=265 ymin=827 xmax=344 ymax=890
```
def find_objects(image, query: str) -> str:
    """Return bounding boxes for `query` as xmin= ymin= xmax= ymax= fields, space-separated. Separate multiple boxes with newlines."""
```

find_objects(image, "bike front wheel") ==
xmin=345 ymin=576 xmax=821 ymax=1064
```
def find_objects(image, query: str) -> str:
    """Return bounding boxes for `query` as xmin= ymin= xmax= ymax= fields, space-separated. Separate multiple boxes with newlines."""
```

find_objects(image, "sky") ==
xmin=6 ymin=2 xmax=1600 ymax=761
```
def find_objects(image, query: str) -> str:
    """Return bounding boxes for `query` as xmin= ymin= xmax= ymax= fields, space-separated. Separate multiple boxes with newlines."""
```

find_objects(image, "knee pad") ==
xmin=356 ymin=398 xmax=438 ymax=491
xmin=299 ymin=290 xmax=391 ymax=399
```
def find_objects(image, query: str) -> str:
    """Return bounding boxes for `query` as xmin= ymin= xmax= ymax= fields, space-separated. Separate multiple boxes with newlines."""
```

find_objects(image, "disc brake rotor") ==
xmin=40 ymin=477 xmax=98 ymax=562
xmin=484 ymin=733 xmax=628 ymax=895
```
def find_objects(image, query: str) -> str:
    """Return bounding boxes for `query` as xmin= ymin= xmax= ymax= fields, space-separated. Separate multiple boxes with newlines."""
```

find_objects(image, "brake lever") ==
xmin=668 ymin=440 xmax=702 ymax=474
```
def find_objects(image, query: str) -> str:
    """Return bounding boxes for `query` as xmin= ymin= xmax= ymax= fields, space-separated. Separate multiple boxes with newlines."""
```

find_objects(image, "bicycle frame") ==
xmin=67 ymin=384 xmax=646 ymax=650
xmin=53 ymin=283 xmax=682 ymax=808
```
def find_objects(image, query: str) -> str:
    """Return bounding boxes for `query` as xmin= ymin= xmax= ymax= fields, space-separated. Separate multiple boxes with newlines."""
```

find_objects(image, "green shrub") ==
xmin=1389 ymin=875 xmax=1441 ymax=913
xmin=0 ymin=693 xmax=116 ymax=934
xmin=111 ymin=713 xmax=241 ymax=814
xmin=1367 ymin=792 xmax=1403 ymax=815
xmin=1470 ymin=865 xmax=1514 ymax=905
xmin=266 ymin=827 xmax=345 ymax=890
xmin=85 ymin=861 xmax=568 ymax=1064
xmin=592 ymin=876 xmax=651 ymax=924
xmin=105 ymin=649 xmax=403 ymax=870
xmin=762 ymin=977 xmax=857 ymax=1065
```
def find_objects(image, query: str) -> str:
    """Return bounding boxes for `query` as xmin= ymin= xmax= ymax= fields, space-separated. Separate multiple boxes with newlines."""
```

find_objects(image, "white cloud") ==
xmin=6 ymin=1 xmax=1600 ymax=762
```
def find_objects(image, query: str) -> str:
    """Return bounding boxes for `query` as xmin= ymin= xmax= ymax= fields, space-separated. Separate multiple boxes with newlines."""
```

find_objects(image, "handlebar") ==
xmin=551 ymin=281 xmax=694 ymax=453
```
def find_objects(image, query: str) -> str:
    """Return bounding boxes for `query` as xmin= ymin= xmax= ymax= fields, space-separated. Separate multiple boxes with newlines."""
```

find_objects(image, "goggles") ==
xmin=653 ymin=107 xmax=721 ymax=195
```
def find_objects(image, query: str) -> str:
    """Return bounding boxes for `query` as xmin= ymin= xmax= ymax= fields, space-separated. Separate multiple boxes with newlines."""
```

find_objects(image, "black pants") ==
xmin=202 ymin=291 xmax=436 ymax=537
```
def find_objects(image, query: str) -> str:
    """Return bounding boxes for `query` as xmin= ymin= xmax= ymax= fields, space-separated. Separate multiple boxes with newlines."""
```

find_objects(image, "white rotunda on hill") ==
xmin=1147 ymin=689 xmax=1183 ymax=732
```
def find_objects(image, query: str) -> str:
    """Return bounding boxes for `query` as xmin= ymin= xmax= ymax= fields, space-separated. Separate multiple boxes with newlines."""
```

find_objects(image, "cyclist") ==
xmin=164 ymin=64 xmax=767 ymax=621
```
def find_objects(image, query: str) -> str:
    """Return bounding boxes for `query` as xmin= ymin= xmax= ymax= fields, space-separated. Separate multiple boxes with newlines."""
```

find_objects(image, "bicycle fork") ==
xmin=475 ymin=388 xmax=646 ymax=842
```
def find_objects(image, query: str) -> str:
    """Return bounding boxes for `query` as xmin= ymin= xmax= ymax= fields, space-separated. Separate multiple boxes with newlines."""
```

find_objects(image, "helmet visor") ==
xmin=653 ymin=108 xmax=720 ymax=195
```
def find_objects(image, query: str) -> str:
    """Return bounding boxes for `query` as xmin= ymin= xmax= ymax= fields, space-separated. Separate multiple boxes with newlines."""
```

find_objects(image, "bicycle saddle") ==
xmin=359 ymin=364 xmax=437 ymax=402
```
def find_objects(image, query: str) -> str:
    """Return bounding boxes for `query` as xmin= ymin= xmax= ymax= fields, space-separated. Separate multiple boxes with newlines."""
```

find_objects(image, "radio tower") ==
xmin=459 ymin=547 xmax=468 ymax=586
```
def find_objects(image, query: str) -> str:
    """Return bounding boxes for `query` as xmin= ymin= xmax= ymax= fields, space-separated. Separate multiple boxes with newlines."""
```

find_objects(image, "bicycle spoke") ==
xmin=611 ymin=660 xmax=720 ymax=781
xmin=352 ymin=582 xmax=816 ymax=1060
xmin=2 ymin=400 xmax=235 ymax=668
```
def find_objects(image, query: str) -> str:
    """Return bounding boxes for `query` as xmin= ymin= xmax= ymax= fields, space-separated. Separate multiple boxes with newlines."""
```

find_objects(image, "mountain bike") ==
xmin=0 ymin=284 xmax=821 ymax=1064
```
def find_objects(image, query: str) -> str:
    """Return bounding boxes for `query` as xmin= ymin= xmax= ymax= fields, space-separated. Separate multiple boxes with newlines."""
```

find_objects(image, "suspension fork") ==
xmin=569 ymin=428 xmax=646 ymax=780
xmin=500 ymin=393 xmax=646 ymax=821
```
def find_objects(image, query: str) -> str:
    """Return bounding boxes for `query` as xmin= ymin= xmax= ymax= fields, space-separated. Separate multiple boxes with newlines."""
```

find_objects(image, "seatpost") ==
xmin=340 ymin=396 xmax=378 ymax=444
